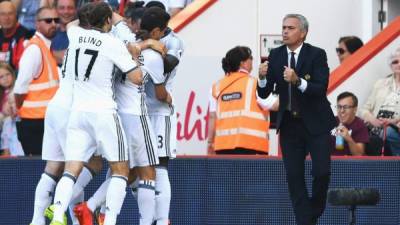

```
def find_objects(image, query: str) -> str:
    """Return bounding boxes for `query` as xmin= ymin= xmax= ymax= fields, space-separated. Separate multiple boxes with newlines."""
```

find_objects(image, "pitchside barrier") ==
xmin=0 ymin=156 xmax=399 ymax=225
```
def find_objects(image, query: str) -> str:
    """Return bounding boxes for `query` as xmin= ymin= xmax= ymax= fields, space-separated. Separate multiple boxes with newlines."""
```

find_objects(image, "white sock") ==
xmin=104 ymin=175 xmax=127 ymax=225
xmin=71 ymin=166 xmax=94 ymax=200
xmin=137 ymin=180 xmax=156 ymax=225
xmin=155 ymin=168 xmax=171 ymax=225
xmin=52 ymin=172 xmax=76 ymax=223
xmin=87 ymin=178 xmax=110 ymax=212
xmin=96 ymin=168 xmax=112 ymax=214
xmin=69 ymin=189 xmax=84 ymax=225
xmin=31 ymin=173 xmax=57 ymax=225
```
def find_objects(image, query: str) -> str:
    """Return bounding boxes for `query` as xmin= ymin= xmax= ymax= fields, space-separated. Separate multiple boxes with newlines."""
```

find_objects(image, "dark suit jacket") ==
xmin=257 ymin=43 xmax=336 ymax=135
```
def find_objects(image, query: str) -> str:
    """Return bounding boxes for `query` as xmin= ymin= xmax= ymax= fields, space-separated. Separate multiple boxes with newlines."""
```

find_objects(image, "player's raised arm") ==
xmin=126 ymin=67 xmax=143 ymax=85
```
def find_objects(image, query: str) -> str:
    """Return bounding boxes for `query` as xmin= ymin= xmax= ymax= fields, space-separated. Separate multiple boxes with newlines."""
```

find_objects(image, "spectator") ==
xmin=51 ymin=0 xmax=76 ymax=65
xmin=331 ymin=92 xmax=369 ymax=156
xmin=14 ymin=6 xmax=59 ymax=156
xmin=12 ymin=0 xmax=49 ymax=31
xmin=386 ymin=121 xmax=400 ymax=156
xmin=360 ymin=48 xmax=400 ymax=155
xmin=381 ymin=49 xmax=400 ymax=156
xmin=0 ymin=1 xmax=34 ymax=70
xmin=336 ymin=36 xmax=364 ymax=64
xmin=0 ymin=62 xmax=14 ymax=127
xmin=0 ymin=62 xmax=23 ymax=156
xmin=207 ymin=46 xmax=273 ymax=155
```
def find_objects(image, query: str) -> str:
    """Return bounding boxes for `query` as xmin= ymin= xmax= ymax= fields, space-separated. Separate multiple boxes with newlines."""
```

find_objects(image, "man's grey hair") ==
xmin=283 ymin=14 xmax=309 ymax=33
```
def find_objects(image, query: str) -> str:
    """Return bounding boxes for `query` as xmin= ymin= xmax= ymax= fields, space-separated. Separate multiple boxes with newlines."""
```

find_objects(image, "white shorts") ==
xmin=119 ymin=113 xmax=159 ymax=168
xmin=42 ymin=106 xmax=70 ymax=161
xmin=149 ymin=114 xmax=177 ymax=158
xmin=65 ymin=111 xmax=128 ymax=162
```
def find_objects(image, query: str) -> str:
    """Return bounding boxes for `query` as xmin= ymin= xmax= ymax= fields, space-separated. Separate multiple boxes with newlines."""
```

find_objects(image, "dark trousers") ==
xmin=16 ymin=118 xmax=44 ymax=156
xmin=279 ymin=113 xmax=331 ymax=225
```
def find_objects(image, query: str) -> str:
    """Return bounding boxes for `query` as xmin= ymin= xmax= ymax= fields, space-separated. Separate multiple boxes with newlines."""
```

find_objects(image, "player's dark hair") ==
xmin=78 ymin=3 xmax=94 ymax=28
xmin=136 ymin=7 xmax=170 ymax=40
xmin=125 ymin=5 xmax=145 ymax=23
xmin=145 ymin=1 xmax=166 ymax=10
xmin=87 ymin=2 xmax=112 ymax=30
xmin=222 ymin=46 xmax=252 ymax=73
xmin=126 ymin=0 xmax=145 ymax=10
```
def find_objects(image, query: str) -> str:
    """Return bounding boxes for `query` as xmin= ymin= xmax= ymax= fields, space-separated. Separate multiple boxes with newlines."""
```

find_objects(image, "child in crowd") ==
xmin=0 ymin=62 xmax=23 ymax=156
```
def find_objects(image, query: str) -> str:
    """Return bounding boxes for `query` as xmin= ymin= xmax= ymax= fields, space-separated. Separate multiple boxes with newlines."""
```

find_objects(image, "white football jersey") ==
xmin=145 ymin=29 xmax=184 ymax=115
xmin=111 ymin=21 xmax=136 ymax=44
xmin=66 ymin=26 xmax=138 ymax=112
xmin=117 ymin=49 xmax=163 ymax=115
xmin=47 ymin=49 xmax=74 ymax=110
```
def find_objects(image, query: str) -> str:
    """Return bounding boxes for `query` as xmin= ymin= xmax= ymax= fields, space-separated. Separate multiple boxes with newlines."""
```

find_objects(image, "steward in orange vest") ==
xmin=210 ymin=70 xmax=270 ymax=154
xmin=18 ymin=34 xmax=59 ymax=119
xmin=14 ymin=7 xmax=60 ymax=156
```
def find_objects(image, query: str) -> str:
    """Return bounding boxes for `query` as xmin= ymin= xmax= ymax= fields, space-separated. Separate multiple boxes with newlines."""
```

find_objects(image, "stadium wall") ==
xmin=2 ymin=157 xmax=399 ymax=225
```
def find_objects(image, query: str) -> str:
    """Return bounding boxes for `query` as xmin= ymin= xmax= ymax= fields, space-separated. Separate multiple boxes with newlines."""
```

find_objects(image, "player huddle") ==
xmin=30 ymin=2 xmax=183 ymax=225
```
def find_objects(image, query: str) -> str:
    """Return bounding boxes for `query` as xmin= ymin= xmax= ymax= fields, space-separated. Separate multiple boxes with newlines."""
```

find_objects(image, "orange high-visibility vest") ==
xmin=212 ymin=72 xmax=270 ymax=153
xmin=18 ymin=35 xmax=59 ymax=119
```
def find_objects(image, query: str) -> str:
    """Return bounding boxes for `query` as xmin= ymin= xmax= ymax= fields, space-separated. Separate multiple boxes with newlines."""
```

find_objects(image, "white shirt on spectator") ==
xmin=14 ymin=32 xmax=51 ymax=94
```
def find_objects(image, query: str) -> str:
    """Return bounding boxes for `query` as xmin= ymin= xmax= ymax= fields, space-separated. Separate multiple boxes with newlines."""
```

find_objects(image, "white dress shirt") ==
xmin=258 ymin=44 xmax=308 ymax=92
xmin=286 ymin=44 xmax=307 ymax=92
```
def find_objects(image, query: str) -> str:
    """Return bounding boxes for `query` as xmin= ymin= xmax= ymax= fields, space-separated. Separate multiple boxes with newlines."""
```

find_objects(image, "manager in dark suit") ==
xmin=257 ymin=14 xmax=336 ymax=225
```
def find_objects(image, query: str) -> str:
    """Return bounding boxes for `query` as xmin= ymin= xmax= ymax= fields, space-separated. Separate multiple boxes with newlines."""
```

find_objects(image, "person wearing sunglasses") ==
xmin=336 ymin=36 xmax=364 ymax=64
xmin=360 ymin=48 xmax=400 ymax=156
xmin=331 ymin=92 xmax=369 ymax=156
xmin=13 ymin=6 xmax=59 ymax=156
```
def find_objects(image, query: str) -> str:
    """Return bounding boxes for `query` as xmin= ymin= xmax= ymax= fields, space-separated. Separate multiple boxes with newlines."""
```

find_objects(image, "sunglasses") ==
xmin=391 ymin=60 xmax=399 ymax=65
xmin=336 ymin=48 xmax=347 ymax=55
xmin=38 ymin=17 xmax=60 ymax=24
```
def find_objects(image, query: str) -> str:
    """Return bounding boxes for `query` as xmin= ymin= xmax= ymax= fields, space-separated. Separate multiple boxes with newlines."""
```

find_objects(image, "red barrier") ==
xmin=168 ymin=0 xmax=217 ymax=32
